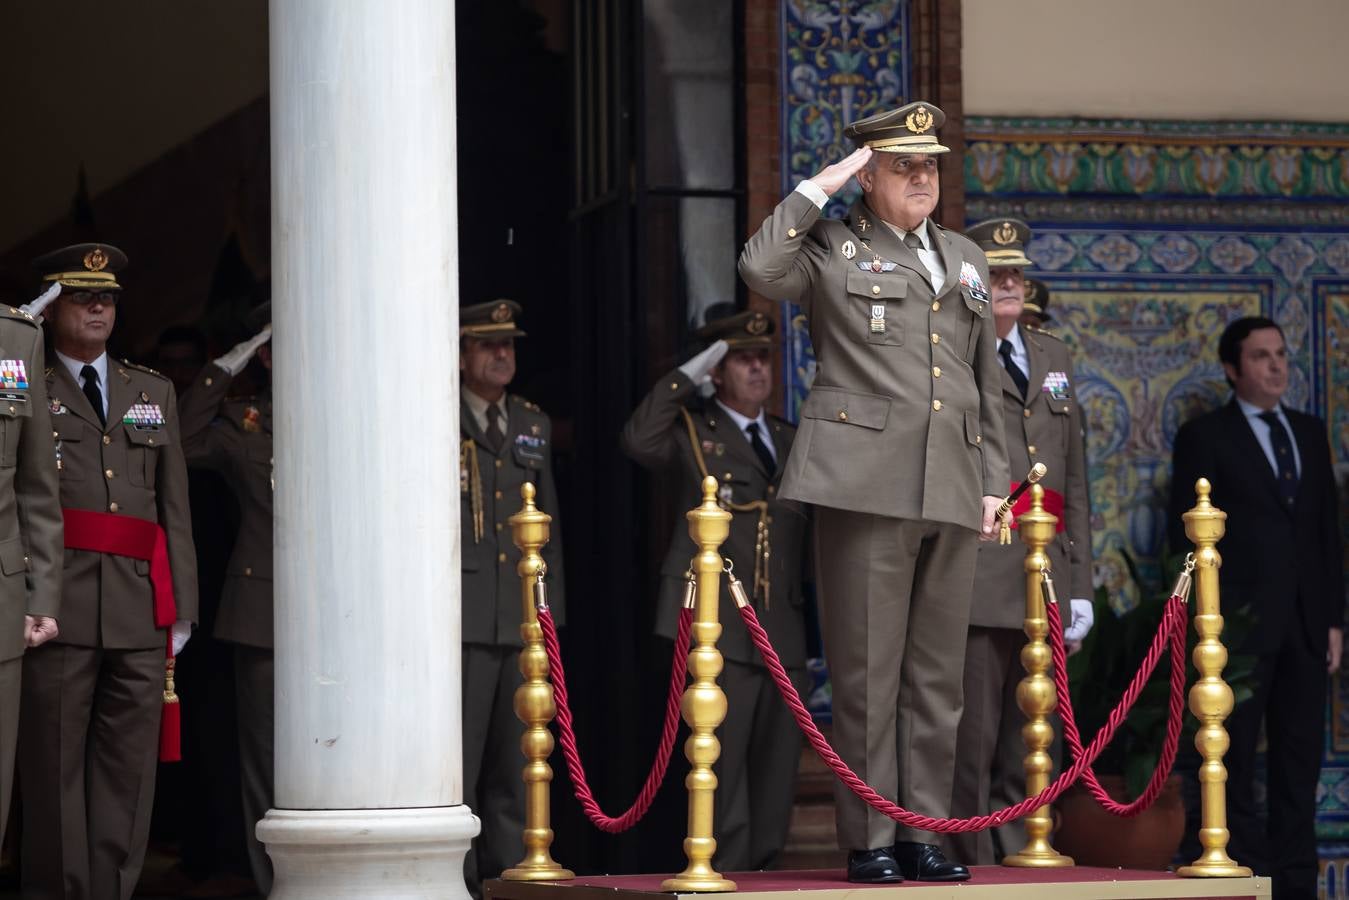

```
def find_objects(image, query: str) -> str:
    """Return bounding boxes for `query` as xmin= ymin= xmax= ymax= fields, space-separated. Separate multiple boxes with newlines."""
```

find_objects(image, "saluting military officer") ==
xmin=739 ymin=101 xmax=1008 ymax=883
xmin=17 ymin=243 xmax=199 ymax=900
xmin=0 ymin=288 xmax=64 ymax=852
xmin=177 ymin=303 xmax=276 ymax=894
xmin=948 ymin=219 xmax=1094 ymax=865
xmin=621 ymin=309 xmax=810 ymax=872
xmin=459 ymin=300 xmax=564 ymax=895
xmin=1019 ymin=277 xmax=1054 ymax=331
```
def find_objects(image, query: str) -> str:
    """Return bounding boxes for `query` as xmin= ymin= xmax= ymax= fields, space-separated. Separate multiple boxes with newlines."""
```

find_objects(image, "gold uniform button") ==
xmin=871 ymin=285 xmax=881 ymax=295
xmin=932 ymin=366 xmax=941 ymax=378
xmin=245 ymin=567 xmax=253 ymax=576
xmin=104 ymin=468 xmax=114 ymax=479
xmin=975 ymin=435 xmax=982 ymax=444
xmin=787 ymin=227 xmax=798 ymax=238
xmin=495 ymin=459 xmax=503 ymax=469
xmin=932 ymin=400 xmax=942 ymax=411
xmin=22 ymin=556 xmax=29 ymax=567
xmin=837 ymin=410 xmax=848 ymax=421
xmin=204 ymin=377 xmax=214 ymax=387
xmin=6 ymin=406 xmax=13 ymax=415
xmin=670 ymin=382 xmax=679 ymax=390
xmin=767 ymin=485 xmax=775 ymax=495
xmin=498 ymin=552 xmax=508 ymax=563
xmin=931 ymin=333 xmax=940 ymax=344
xmin=932 ymin=301 xmax=940 ymax=312
xmin=103 ymin=435 xmax=112 ymax=445
xmin=52 ymin=430 xmax=58 ymax=439
xmin=495 ymin=522 xmax=503 ymax=532
xmin=1028 ymin=445 xmax=1038 ymax=455
xmin=494 ymin=489 xmax=503 ymax=499
xmin=1024 ymin=409 xmax=1032 ymax=418
xmin=108 ymin=502 xmax=119 ymax=513
xmin=148 ymin=437 xmax=155 ymax=445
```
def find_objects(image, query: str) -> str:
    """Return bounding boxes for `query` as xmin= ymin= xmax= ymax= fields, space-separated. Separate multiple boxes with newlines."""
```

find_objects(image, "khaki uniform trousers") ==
xmin=462 ymin=643 xmax=525 ymax=897
xmin=713 ymin=658 xmax=809 ymax=872
xmin=815 ymin=507 xmax=978 ymax=850
xmin=19 ymin=643 xmax=163 ymax=900
xmin=234 ymin=645 xmax=274 ymax=895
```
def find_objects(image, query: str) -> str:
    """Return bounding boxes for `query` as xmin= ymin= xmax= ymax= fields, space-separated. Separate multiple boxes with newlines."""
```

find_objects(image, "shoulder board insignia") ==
xmin=45 ymin=367 xmax=55 ymax=378
xmin=122 ymin=359 xmax=166 ymax=378
xmin=1029 ymin=326 xmax=1061 ymax=340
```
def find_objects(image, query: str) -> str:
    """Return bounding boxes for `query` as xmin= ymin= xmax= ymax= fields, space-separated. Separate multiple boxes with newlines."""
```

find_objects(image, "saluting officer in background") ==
xmin=739 ymin=101 xmax=1007 ymax=883
xmin=459 ymin=300 xmax=564 ymax=895
xmin=621 ymin=308 xmax=810 ymax=872
xmin=19 ymin=243 xmax=198 ymax=900
xmin=0 ymin=285 xmax=64 ymax=853
xmin=949 ymin=219 xmax=1094 ymax=865
xmin=178 ymin=302 xmax=276 ymax=894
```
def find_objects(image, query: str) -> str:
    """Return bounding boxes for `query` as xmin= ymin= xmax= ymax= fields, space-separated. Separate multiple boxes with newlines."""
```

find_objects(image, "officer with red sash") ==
xmin=948 ymin=220 xmax=1094 ymax=865
xmin=18 ymin=244 xmax=198 ymax=900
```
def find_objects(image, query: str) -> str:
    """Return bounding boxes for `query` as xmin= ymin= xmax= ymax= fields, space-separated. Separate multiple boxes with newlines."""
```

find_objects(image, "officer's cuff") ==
xmin=794 ymin=180 xmax=829 ymax=210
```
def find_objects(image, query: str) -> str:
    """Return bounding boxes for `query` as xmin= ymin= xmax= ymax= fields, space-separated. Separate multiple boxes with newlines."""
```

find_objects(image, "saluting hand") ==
xmin=24 ymin=615 xmax=58 ymax=648
xmin=807 ymin=146 xmax=873 ymax=197
xmin=678 ymin=340 xmax=729 ymax=387
xmin=214 ymin=325 xmax=273 ymax=376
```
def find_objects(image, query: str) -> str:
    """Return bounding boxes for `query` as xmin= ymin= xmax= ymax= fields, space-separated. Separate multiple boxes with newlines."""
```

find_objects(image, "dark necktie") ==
xmin=902 ymin=232 xmax=924 ymax=251
xmin=1257 ymin=411 xmax=1299 ymax=509
xmin=80 ymin=364 xmax=106 ymax=427
xmin=999 ymin=340 xmax=1029 ymax=400
xmin=485 ymin=404 xmax=505 ymax=453
xmin=746 ymin=422 xmax=775 ymax=473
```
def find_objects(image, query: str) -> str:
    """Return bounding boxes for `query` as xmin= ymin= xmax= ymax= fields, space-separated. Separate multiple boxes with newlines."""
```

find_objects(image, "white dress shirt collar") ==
xmin=461 ymin=386 xmax=508 ymax=436
xmin=56 ymin=350 xmax=109 ymax=417
xmin=714 ymin=398 xmax=775 ymax=461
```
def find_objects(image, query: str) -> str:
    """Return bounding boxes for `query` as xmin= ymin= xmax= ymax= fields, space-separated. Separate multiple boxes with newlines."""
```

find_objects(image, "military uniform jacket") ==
xmin=738 ymin=192 xmax=1009 ymax=532
xmin=178 ymin=363 xmax=274 ymax=648
xmin=460 ymin=394 xmax=565 ymax=647
xmin=621 ymin=371 xmax=809 ymax=668
xmin=971 ymin=326 xmax=1093 ymax=629
xmin=47 ymin=358 xmax=199 ymax=649
xmin=0 ymin=313 xmax=62 ymax=663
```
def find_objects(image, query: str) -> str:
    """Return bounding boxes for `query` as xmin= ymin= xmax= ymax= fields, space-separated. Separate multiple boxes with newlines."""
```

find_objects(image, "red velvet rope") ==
xmin=738 ymin=599 xmax=1184 ymax=833
xmin=538 ymin=606 xmax=691 ymax=833
xmin=1047 ymin=594 xmax=1189 ymax=816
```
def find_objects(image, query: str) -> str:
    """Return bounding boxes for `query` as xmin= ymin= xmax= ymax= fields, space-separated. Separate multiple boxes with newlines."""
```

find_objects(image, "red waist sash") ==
xmin=1008 ymin=480 xmax=1066 ymax=533
xmin=62 ymin=508 xmax=177 ymax=627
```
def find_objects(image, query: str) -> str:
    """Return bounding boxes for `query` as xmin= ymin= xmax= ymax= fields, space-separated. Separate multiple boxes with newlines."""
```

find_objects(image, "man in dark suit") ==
xmin=1169 ymin=316 xmax=1343 ymax=900
xmin=621 ymin=309 xmax=810 ymax=872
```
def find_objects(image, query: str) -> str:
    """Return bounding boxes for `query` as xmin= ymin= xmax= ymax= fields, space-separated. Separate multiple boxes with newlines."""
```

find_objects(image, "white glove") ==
xmin=213 ymin=325 xmax=272 ymax=376
xmin=171 ymin=620 xmax=193 ymax=656
xmin=1063 ymin=598 xmax=1095 ymax=643
xmin=677 ymin=340 xmax=728 ymax=386
xmin=20 ymin=282 xmax=61 ymax=321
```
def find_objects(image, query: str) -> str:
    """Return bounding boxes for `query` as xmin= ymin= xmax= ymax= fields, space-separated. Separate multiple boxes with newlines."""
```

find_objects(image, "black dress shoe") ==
xmin=846 ymin=847 xmax=905 ymax=883
xmin=891 ymin=842 xmax=970 ymax=882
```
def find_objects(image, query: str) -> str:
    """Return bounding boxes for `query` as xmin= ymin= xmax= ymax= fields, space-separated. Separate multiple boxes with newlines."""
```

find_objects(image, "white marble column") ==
xmin=262 ymin=1 xmax=476 ymax=897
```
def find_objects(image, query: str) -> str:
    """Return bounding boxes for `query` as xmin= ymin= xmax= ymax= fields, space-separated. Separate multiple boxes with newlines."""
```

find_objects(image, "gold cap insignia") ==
xmin=83 ymin=247 xmax=109 ymax=272
xmin=746 ymin=314 xmax=769 ymax=335
xmin=490 ymin=303 xmax=512 ymax=323
xmin=993 ymin=222 xmax=1018 ymax=245
xmin=905 ymin=105 xmax=934 ymax=135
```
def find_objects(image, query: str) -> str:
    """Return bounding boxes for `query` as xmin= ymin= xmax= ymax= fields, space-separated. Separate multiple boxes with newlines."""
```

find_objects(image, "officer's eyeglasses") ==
xmin=67 ymin=291 xmax=120 ymax=307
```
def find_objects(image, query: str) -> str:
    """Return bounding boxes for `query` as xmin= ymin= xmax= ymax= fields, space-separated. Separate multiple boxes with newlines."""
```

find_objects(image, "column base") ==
xmin=259 ymin=805 xmax=480 ymax=899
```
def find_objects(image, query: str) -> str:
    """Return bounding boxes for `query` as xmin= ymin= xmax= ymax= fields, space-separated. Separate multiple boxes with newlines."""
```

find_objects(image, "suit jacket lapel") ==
xmin=1024 ymin=328 xmax=1051 ymax=408
xmin=49 ymin=364 xmax=102 ymax=429
xmin=848 ymin=200 xmax=931 ymax=288
xmin=933 ymin=223 xmax=965 ymax=301
xmin=704 ymin=403 xmax=767 ymax=478
xmin=460 ymin=398 xmax=489 ymax=450
xmin=768 ymin=419 xmax=790 ymax=479
xmin=1221 ymin=400 xmax=1283 ymax=511
xmin=106 ymin=364 xmax=134 ymax=433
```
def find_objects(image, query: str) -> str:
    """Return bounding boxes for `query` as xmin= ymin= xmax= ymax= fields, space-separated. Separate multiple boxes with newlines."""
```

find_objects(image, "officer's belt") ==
xmin=1005 ymin=480 xmax=1066 ymax=533
xmin=62 ymin=508 xmax=177 ymax=626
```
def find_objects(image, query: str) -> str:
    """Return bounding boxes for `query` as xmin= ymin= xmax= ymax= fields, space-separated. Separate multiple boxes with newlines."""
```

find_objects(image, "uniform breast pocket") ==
xmin=124 ymin=427 xmax=169 ymax=487
xmin=961 ymin=287 xmax=991 ymax=360
xmin=52 ymin=419 xmax=85 ymax=481
xmin=0 ymin=400 xmax=32 ymax=468
xmin=1046 ymin=397 xmax=1073 ymax=448
xmin=845 ymin=269 xmax=906 ymax=346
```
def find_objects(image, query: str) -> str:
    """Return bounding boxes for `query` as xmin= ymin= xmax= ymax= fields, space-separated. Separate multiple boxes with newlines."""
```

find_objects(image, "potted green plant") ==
xmin=1053 ymin=549 xmax=1257 ymax=869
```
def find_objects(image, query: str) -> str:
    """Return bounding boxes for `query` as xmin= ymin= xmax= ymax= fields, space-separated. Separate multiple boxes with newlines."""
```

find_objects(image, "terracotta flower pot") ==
xmin=1052 ymin=774 xmax=1186 ymax=869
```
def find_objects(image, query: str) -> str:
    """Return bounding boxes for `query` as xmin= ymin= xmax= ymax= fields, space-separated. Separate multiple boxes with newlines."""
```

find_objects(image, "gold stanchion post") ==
xmin=1177 ymin=478 xmax=1251 ymax=877
xmin=502 ymin=482 xmax=574 ymax=881
xmin=663 ymin=476 xmax=736 ymax=892
xmin=1004 ymin=484 xmax=1073 ymax=867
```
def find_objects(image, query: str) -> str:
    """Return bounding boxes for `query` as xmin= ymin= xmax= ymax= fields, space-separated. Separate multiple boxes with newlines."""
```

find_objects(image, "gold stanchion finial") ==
xmin=1177 ymin=478 xmax=1251 ymax=878
xmin=663 ymin=476 xmax=736 ymax=892
xmin=1004 ymin=484 xmax=1074 ymax=867
xmin=502 ymin=482 xmax=574 ymax=881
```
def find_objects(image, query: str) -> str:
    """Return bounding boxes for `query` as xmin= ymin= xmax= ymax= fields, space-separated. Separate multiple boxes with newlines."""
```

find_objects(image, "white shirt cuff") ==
xmin=794 ymin=179 xmax=829 ymax=210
